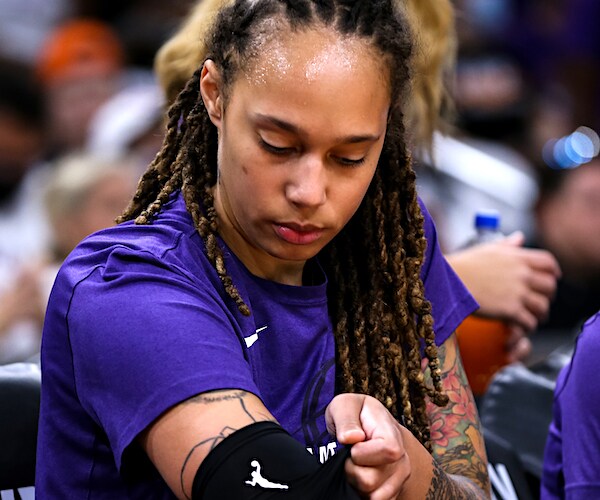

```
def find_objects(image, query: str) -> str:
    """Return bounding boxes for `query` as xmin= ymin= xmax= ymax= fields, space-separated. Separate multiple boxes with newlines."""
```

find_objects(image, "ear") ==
xmin=200 ymin=59 xmax=224 ymax=128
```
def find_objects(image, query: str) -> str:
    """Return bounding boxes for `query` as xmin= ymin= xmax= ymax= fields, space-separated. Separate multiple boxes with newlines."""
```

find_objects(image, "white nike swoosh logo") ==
xmin=245 ymin=326 xmax=267 ymax=348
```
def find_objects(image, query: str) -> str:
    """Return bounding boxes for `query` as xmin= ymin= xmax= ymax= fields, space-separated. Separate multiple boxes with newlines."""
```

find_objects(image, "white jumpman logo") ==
xmin=245 ymin=459 xmax=289 ymax=490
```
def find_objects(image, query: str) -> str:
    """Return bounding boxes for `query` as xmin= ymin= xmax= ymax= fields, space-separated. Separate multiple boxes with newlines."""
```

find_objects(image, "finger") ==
xmin=511 ymin=307 xmax=538 ymax=333
xmin=526 ymin=271 xmax=558 ymax=298
xmin=523 ymin=250 xmax=562 ymax=277
xmin=325 ymin=395 xmax=366 ymax=445
xmin=345 ymin=459 xmax=398 ymax=495
xmin=350 ymin=437 xmax=406 ymax=467
xmin=344 ymin=460 xmax=379 ymax=495
xmin=499 ymin=230 xmax=525 ymax=247
xmin=522 ymin=291 xmax=552 ymax=321
xmin=345 ymin=454 xmax=411 ymax=499
xmin=507 ymin=336 xmax=532 ymax=363
xmin=507 ymin=324 xmax=527 ymax=347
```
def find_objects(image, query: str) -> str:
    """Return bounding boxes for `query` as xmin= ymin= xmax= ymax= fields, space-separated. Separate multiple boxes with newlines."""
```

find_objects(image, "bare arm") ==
xmin=324 ymin=335 xmax=489 ymax=499
xmin=424 ymin=333 xmax=490 ymax=498
xmin=139 ymin=389 xmax=276 ymax=500
xmin=139 ymin=337 xmax=489 ymax=499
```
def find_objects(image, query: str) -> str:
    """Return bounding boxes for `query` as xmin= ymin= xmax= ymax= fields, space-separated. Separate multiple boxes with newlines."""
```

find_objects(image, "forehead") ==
xmin=240 ymin=25 xmax=389 ymax=90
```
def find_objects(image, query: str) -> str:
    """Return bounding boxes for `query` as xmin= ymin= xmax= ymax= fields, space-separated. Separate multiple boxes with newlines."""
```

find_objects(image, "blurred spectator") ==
xmin=450 ymin=0 xmax=579 ymax=174
xmin=0 ymin=152 xmax=137 ymax=363
xmin=65 ymin=0 xmax=196 ymax=67
xmin=405 ymin=0 xmax=560 ymax=375
xmin=44 ymin=152 xmax=137 ymax=262
xmin=110 ymin=0 xmax=196 ymax=68
xmin=87 ymin=81 xmax=165 ymax=173
xmin=408 ymin=0 xmax=541 ymax=251
xmin=532 ymin=160 xmax=600 ymax=333
xmin=0 ymin=260 xmax=46 ymax=364
xmin=0 ymin=56 xmax=50 ymax=266
xmin=451 ymin=0 xmax=533 ymax=143
xmin=0 ymin=0 xmax=73 ymax=63
xmin=35 ymin=18 xmax=127 ymax=159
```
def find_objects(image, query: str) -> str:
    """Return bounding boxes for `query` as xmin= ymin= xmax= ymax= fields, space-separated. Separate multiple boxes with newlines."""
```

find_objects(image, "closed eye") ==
xmin=333 ymin=156 xmax=366 ymax=167
xmin=259 ymin=139 xmax=295 ymax=156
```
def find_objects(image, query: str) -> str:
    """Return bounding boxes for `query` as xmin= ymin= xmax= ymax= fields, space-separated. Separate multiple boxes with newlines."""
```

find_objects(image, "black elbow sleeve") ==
xmin=192 ymin=421 xmax=359 ymax=499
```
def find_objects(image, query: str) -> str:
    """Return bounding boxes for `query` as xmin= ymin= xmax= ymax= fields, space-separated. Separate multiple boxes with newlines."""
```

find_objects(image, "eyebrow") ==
xmin=253 ymin=113 xmax=381 ymax=144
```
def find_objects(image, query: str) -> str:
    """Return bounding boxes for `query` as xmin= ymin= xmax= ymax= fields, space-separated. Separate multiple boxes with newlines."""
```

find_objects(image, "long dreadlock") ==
xmin=118 ymin=0 xmax=448 ymax=451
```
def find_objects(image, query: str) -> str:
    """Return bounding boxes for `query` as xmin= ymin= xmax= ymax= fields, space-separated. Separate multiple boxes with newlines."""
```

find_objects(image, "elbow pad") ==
xmin=192 ymin=421 xmax=359 ymax=499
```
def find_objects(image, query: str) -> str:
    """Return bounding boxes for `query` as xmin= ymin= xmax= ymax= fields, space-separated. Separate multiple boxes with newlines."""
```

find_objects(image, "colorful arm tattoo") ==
xmin=423 ymin=333 xmax=491 ymax=499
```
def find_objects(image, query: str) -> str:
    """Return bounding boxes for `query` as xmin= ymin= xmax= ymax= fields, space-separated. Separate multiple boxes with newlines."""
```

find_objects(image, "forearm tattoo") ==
xmin=424 ymin=336 xmax=491 ymax=498
xmin=427 ymin=461 xmax=482 ymax=499
xmin=180 ymin=390 xmax=275 ymax=499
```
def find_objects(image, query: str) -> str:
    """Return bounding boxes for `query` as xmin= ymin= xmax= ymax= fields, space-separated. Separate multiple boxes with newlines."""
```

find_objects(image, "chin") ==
xmin=270 ymin=243 xmax=323 ymax=262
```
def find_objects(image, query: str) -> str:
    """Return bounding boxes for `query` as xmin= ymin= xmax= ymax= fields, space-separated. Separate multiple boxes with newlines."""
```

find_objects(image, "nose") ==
xmin=285 ymin=154 xmax=327 ymax=208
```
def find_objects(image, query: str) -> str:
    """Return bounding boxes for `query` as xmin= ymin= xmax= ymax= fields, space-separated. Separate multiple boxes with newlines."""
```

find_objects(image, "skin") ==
xmin=447 ymin=231 xmax=561 ymax=361
xmin=207 ymin=31 xmax=389 ymax=285
xmin=154 ymin=0 xmax=555 ymax=360
xmin=537 ymin=161 xmax=600 ymax=283
xmin=140 ymin=27 xmax=489 ymax=499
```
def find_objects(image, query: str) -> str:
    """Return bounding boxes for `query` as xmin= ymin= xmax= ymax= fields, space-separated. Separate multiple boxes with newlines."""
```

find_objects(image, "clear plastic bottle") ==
xmin=471 ymin=209 xmax=504 ymax=244
xmin=456 ymin=209 xmax=511 ymax=396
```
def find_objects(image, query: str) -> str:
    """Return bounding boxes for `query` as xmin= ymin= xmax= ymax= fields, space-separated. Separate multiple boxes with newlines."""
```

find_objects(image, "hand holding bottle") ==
xmin=448 ymin=210 xmax=561 ymax=395
xmin=448 ymin=230 xmax=561 ymax=333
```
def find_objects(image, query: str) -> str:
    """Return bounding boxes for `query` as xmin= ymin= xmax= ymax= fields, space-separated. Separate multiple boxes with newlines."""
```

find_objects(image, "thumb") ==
xmin=499 ymin=230 xmax=525 ymax=247
xmin=325 ymin=394 xmax=367 ymax=445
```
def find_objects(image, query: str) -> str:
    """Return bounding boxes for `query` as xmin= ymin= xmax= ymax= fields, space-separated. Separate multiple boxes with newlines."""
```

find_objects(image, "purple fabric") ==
xmin=36 ymin=192 xmax=476 ymax=498
xmin=542 ymin=312 xmax=600 ymax=499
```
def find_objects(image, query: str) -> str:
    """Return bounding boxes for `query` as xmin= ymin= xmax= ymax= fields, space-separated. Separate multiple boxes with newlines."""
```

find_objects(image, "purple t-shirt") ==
xmin=542 ymin=312 xmax=600 ymax=499
xmin=36 ymin=192 xmax=476 ymax=498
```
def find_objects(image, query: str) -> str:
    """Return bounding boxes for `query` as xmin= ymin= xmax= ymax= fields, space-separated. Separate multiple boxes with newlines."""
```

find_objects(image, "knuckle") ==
xmin=382 ymin=445 xmax=404 ymax=463
xmin=355 ymin=473 xmax=378 ymax=493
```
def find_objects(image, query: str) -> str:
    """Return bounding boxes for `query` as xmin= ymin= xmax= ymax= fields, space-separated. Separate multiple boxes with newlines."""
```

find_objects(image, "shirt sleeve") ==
xmin=551 ymin=314 xmax=600 ymax=498
xmin=66 ymin=246 xmax=259 ymax=471
xmin=419 ymin=198 xmax=479 ymax=346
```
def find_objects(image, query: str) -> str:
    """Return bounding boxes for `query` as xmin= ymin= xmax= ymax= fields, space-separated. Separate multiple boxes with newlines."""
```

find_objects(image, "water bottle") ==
xmin=471 ymin=209 xmax=504 ymax=244
xmin=456 ymin=209 xmax=511 ymax=396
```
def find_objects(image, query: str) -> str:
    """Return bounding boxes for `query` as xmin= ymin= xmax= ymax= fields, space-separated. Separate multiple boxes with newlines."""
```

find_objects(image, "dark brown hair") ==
xmin=119 ymin=0 xmax=448 ymax=450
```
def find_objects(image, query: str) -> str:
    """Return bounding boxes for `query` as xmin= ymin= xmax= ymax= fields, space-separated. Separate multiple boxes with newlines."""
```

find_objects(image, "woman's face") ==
xmin=201 ymin=28 xmax=391 ymax=284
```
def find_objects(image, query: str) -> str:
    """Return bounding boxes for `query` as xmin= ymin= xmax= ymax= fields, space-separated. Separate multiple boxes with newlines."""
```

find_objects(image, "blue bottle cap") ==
xmin=474 ymin=209 xmax=500 ymax=230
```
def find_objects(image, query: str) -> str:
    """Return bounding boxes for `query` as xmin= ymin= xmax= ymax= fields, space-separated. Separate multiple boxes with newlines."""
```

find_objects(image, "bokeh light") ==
xmin=543 ymin=127 xmax=600 ymax=170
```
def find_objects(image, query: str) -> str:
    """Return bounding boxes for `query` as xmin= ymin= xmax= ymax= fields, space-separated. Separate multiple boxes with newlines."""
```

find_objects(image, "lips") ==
xmin=274 ymin=223 xmax=324 ymax=245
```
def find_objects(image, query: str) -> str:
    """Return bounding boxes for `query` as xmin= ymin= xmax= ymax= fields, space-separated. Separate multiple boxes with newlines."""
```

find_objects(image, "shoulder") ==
xmin=577 ymin=312 xmax=600 ymax=351
xmin=61 ymin=193 xmax=203 ymax=283
xmin=46 ymin=196 xmax=233 ymax=338
xmin=560 ymin=312 xmax=600 ymax=390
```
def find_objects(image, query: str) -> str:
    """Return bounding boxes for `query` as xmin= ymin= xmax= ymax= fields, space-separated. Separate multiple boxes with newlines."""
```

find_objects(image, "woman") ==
xmin=156 ymin=0 xmax=560 ymax=369
xmin=36 ymin=1 xmax=489 ymax=498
